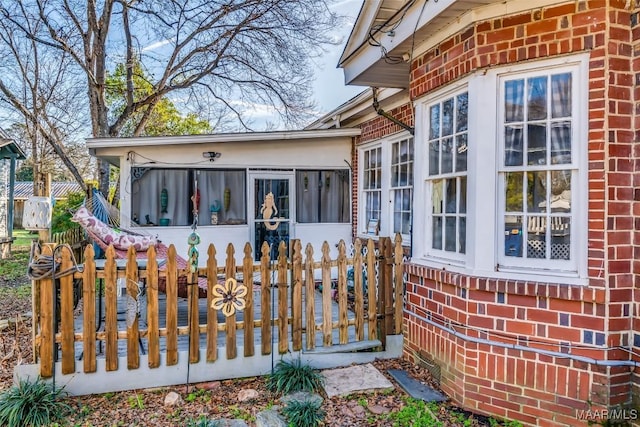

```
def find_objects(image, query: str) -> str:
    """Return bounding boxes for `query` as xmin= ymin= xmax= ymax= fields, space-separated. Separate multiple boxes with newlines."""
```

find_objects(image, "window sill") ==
xmin=409 ymin=257 xmax=589 ymax=287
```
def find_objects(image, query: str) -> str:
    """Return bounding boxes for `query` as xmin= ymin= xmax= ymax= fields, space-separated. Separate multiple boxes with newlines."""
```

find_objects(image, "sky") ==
xmin=309 ymin=0 xmax=366 ymax=118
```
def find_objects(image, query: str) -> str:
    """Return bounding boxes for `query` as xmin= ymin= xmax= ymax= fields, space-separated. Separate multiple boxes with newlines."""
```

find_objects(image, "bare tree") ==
xmin=0 ymin=3 xmax=89 ymax=192
xmin=0 ymin=0 xmax=342 ymax=195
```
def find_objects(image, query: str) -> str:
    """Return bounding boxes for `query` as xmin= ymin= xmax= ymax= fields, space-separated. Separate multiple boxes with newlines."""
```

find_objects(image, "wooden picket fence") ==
xmin=32 ymin=235 xmax=404 ymax=378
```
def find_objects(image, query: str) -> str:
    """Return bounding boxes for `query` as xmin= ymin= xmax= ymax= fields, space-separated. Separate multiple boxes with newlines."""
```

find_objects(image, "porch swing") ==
xmin=72 ymin=189 xmax=208 ymax=298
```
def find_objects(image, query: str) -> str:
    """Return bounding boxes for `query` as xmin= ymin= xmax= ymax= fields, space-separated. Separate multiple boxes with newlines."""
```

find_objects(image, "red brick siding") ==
xmin=393 ymin=0 xmax=639 ymax=425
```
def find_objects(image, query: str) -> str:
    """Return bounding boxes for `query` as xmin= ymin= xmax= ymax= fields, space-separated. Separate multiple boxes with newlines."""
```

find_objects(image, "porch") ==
xmin=16 ymin=236 xmax=405 ymax=396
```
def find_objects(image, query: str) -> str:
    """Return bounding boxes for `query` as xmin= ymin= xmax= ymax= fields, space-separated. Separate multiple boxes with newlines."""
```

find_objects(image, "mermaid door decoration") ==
xmin=260 ymin=192 xmax=280 ymax=231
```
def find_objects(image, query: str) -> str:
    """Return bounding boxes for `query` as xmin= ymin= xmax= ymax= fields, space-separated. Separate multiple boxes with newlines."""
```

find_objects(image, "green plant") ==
xmin=186 ymin=416 xmax=222 ymax=427
xmin=51 ymin=190 xmax=86 ymax=234
xmin=228 ymin=405 xmax=254 ymax=421
xmin=127 ymin=393 xmax=144 ymax=409
xmin=358 ymin=397 xmax=368 ymax=407
xmin=266 ymin=359 xmax=324 ymax=395
xmin=389 ymin=398 xmax=442 ymax=427
xmin=0 ymin=378 xmax=71 ymax=427
xmin=185 ymin=387 xmax=211 ymax=403
xmin=0 ymin=250 xmax=31 ymax=282
xmin=282 ymin=399 xmax=326 ymax=427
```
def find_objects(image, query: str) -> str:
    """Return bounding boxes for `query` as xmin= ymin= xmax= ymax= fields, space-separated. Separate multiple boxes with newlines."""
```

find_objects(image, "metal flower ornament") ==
xmin=211 ymin=278 xmax=247 ymax=317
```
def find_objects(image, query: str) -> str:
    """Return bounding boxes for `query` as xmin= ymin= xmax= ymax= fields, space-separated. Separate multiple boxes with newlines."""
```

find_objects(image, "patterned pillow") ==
xmin=72 ymin=206 xmax=157 ymax=251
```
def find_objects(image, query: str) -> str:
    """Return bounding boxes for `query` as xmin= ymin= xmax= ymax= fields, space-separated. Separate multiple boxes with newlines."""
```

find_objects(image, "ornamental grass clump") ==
xmin=282 ymin=399 xmax=326 ymax=427
xmin=266 ymin=359 xmax=324 ymax=395
xmin=0 ymin=378 xmax=71 ymax=427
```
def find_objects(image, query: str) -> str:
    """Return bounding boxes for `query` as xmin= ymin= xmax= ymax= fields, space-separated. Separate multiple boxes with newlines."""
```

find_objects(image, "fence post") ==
xmin=225 ymin=244 xmax=237 ymax=360
xmin=39 ymin=244 xmax=54 ymax=378
xmin=146 ymin=245 xmax=160 ymax=368
xmin=353 ymin=239 xmax=364 ymax=341
xmin=291 ymin=240 xmax=303 ymax=351
xmin=337 ymin=240 xmax=348 ymax=344
xmin=304 ymin=244 xmax=316 ymax=350
xmin=378 ymin=237 xmax=394 ymax=348
xmin=125 ymin=246 xmax=140 ymax=370
xmin=366 ymin=239 xmax=377 ymax=342
xmin=260 ymin=242 xmax=272 ymax=356
xmin=394 ymin=234 xmax=404 ymax=335
xmin=59 ymin=245 xmax=75 ymax=375
xmin=82 ymin=244 xmax=96 ymax=373
xmin=321 ymin=242 xmax=332 ymax=347
xmin=277 ymin=241 xmax=288 ymax=354
xmin=165 ymin=245 xmax=178 ymax=366
xmin=206 ymin=244 xmax=218 ymax=362
xmin=243 ymin=243 xmax=255 ymax=357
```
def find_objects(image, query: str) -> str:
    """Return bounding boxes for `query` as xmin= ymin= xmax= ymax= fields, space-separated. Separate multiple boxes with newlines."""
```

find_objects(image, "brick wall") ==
xmin=392 ymin=0 xmax=639 ymax=425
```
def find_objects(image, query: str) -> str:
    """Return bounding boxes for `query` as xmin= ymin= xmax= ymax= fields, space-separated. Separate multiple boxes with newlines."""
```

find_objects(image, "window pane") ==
xmin=399 ymin=163 xmax=408 ymax=186
xmin=432 ymin=217 xmax=442 ymax=249
xmin=504 ymin=125 xmax=523 ymax=166
xmin=456 ymin=134 xmax=467 ymax=172
xmin=201 ymin=170 xmax=246 ymax=225
xmin=459 ymin=217 xmax=466 ymax=254
xmin=459 ymin=177 xmax=467 ymax=214
xmin=442 ymin=137 xmax=453 ymax=173
xmin=551 ymin=217 xmax=570 ymax=260
xmin=392 ymin=142 xmax=399 ymax=164
xmin=456 ymin=93 xmax=468 ymax=132
xmin=391 ymin=165 xmax=399 ymax=187
xmin=429 ymin=141 xmax=439 ymax=175
xmin=551 ymin=121 xmax=571 ymax=164
xmin=296 ymin=170 xmax=349 ymax=223
xmin=402 ymin=212 xmax=411 ymax=235
xmin=527 ymin=216 xmax=546 ymax=259
xmin=505 ymin=172 xmax=523 ymax=212
xmin=550 ymin=170 xmax=571 ymax=212
xmin=403 ymin=189 xmax=411 ymax=210
xmin=407 ymin=161 xmax=413 ymax=186
xmin=430 ymin=105 xmax=440 ymax=139
xmin=527 ymin=123 xmax=547 ymax=166
xmin=445 ymin=217 xmax=456 ymax=251
xmin=432 ymin=180 xmax=443 ymax=214
xmin=551 ymin=73 xmax=571 ymax=118
xmin=505 ymin=79 xmax=524 ymax=122
xmin=445 ymin=178 xmax=457 ymax=213
xmin=527 ymin=171 xmax=547 ymax=213
xmin=527 ymin=76 xmax=547 ymax=120
xmin=442 ymin=98 xmax=454 ymax=136
xmin=504 ymin=216 xmax=523 ymax=257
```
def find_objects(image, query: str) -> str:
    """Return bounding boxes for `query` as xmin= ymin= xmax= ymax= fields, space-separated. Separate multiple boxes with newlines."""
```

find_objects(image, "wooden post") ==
xmin=394 ymin=234 xmax=404 ymax=335
xmin=82 ymin=245 xmax=96 ymax=373
xmin=188 ymin=252 xmax=200 ymax=364
xmin=277 ymin=241 xmax=288 ymax=354
xmin=59 ymin=246 xmax=75 ymax=374
xmin=39 ymin=245 xmax=54 ymax=378
xmin=291 ymin=240 xmax=303 ymax=351
xmin=337 ymin=240 xmax=348 ymax=344
xmin=165 ymin=245 xmax=178 ymax=366
xmin=146 ymin=246 xmax=160 ymax=368
xmin=304 ymin=244 xmax=316 ymax=350
xmin=353 ymin=239 xmax=364 ymax=341
xmin=243 ymin=243 xmax=254 ymax=357
xmin=379 ymin=237 xmax=394 ymax=348
xmin=260 ymin=242 xmax=271 ymax=355
xmin=125 ymin=247 xmax=140 ymax=369
xmin=321 ymin=242 xmax=332 ymax=347
xmin=225 ymin=244 xmax=237 ymax=360
xmin=366 ymin=239 xmax=377 ymax=341
xmin=104 ymin=246 xmax=118 ymax=371
xmin=206 ymin=244 xmax=218 ymax=362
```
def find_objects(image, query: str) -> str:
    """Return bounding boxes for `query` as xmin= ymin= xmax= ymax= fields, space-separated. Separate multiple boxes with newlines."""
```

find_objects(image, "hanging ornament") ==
xmin=187 ymin=231 xmax=200 ymax=274
xmin=160 ymin=188 xmax=168 ymax=213
xmin=224 ymin=188 xmax=231 ymax=212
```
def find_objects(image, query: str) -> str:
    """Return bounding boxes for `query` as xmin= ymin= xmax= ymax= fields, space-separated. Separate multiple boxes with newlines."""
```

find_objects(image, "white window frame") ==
xmin=358 ymin=132 xmax=414 ymax=243
xmin=423 ymin=87 xmax=469 ymax=263
xmin=412 ymin=54 xmax=589 ymax=284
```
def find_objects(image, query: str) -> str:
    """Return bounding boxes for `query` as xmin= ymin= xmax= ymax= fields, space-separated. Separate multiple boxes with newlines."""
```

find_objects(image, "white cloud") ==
xmin=142 ymin=39 xmax=171 ymax=52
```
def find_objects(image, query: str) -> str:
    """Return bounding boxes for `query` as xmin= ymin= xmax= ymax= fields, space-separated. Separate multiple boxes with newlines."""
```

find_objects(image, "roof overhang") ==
xmin=339 ymin=0 xmax=509 ymax=88
xmin=86 ymin=128 xmax=362 ymax=166
xmin=0 ymin=138 xmax=27 ymax=160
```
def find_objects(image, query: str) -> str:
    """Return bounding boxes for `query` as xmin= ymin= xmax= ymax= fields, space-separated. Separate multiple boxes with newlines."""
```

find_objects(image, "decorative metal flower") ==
xmin=211 ymin=278 xmax=247 ymax=317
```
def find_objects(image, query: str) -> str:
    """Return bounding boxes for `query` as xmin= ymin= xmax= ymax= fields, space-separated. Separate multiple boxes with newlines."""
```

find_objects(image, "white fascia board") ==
xmin=339 ymin=0 xmax=384 ymax=65
xmin=86 ymin=128 xmax=361 ymax=149
xmin=341 ymin=0 xmax=457 ymax=85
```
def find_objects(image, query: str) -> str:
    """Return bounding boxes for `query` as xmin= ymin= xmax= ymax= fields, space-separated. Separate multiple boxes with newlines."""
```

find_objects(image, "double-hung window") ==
xmin=426 ymin=90 xmax=468 ymax=258
xmin=415 ymin=55 xmax=587 ymax=281
xmin=359 ymin=134 xmax=414 ymax=241
xmin=499 ymin=69 xmax=578 ymax=271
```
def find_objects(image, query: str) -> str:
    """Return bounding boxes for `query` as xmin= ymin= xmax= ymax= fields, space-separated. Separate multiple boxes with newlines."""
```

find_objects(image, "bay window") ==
xmin=414 ymin=55 xmax=587 ymax=281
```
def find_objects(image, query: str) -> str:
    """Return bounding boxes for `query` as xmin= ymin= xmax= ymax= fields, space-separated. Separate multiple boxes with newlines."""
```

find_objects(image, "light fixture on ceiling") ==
xmin=203 ymin=151 xmax=222 ymax=162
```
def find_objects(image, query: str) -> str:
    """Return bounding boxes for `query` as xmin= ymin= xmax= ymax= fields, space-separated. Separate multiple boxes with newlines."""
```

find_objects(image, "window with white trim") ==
xmin=426 ymin=91 xmax=468 ymax=257
xmin=499 ymin=70 xmax=576 ymax=270
xmin=414 ymin=55 xmax=587 ymax=281
xmin=359 ymin=134 xmax=414 ymax=241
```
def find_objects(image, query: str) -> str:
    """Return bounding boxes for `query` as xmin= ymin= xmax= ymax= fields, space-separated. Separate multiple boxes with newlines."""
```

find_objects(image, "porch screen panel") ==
xmin=296 ymin=170 xmax=349 ymax=223
xmin=131 ymin=168 xmax=190 ymax=226
xmin=200 ymin=170 xmax=246 ymax=225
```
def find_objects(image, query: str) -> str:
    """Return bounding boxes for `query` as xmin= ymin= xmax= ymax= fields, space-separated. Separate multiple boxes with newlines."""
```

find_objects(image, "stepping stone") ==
xmin=322 ymin=363 xmax=394 ymax=398
xmin=387 ymin=369 xmax=447 ymax=402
